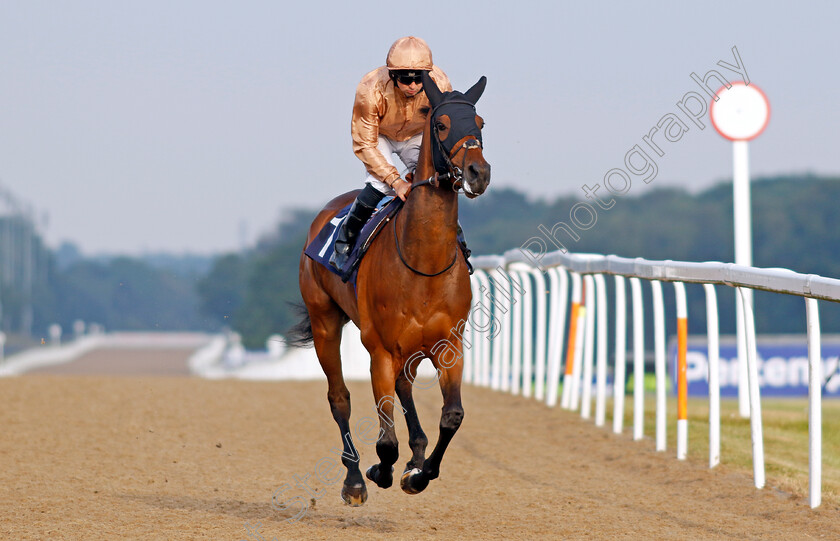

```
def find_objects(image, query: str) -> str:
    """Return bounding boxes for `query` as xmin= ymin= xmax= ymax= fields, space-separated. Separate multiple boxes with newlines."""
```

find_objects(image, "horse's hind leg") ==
xmin=401 ymin=356 xmax=464 ymax=495
xmin=309 ymin=302 xmax=367 ymax=506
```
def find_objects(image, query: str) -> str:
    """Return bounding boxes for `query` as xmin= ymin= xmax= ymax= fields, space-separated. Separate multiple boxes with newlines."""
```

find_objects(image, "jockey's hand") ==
xmin=393 ymin=178 xmax=412 ymax=202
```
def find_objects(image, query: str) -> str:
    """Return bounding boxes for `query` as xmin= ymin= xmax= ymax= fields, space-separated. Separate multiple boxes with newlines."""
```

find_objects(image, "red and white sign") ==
xmin=710 ymin=81 xmax=770 ymax=141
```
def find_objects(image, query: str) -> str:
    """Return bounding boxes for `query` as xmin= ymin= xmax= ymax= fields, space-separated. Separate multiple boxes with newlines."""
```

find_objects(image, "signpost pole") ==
xmin=734 ymin=140 xmax=753 ymax=417
xmin=710 ymin=82 xmax=769 ymax=419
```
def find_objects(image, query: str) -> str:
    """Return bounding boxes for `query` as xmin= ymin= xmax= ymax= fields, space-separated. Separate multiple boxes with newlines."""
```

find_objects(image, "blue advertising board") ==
xmin=669 ymin=336 xmax=840 ymax=398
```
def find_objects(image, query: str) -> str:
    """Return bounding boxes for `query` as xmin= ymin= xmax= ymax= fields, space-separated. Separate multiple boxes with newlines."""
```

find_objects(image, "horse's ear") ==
xmin=464 ymin=76 xmax=487 ymax=104
xmin=422 ymin=71 xmax=443 ymax=108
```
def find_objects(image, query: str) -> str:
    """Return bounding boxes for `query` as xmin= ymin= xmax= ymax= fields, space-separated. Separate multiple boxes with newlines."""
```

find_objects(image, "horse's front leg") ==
xmin=395 ymin=364 xmax=429 ymax=487
xmin=365 ymin=349 xmax=401 ymax=489
xmin=401 ymin=352 xmax=464 ymax=495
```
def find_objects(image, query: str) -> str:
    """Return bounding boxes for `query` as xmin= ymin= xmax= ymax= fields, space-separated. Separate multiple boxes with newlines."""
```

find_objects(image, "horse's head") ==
xmin=422 ymin=72 xmax=491 ymax=199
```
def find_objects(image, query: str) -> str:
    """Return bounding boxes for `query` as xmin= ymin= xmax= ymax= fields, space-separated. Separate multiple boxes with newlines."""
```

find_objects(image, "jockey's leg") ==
xmin=329 ymin=184 xmax=385 ymax=275
xmin=394 ymin=133 xmax=423 ymax=176
xmin=330 ymin=136 xmax=399 ymax=276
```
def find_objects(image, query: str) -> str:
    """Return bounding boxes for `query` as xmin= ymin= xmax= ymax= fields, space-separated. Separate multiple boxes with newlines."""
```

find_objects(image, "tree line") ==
xmin=7 ymin=173 xmax=840 ymax=350
xmin=201 ymin=173 xmax=840 ymax=347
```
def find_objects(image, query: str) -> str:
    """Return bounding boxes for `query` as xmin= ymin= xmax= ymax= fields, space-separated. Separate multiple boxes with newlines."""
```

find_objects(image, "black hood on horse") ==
xmin=422 ymin=72 xmax=487 ymax=176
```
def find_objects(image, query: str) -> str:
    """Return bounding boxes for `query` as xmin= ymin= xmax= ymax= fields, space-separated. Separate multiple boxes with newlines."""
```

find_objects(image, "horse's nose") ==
xmin=466 ymin=161 xmax=491 ymax=195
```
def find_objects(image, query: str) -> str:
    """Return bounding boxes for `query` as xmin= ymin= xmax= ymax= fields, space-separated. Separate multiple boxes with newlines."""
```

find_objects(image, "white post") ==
xmin=49 ymin=323 xmax=62 ymax=347
xmin=510 ymin=271 xmax=524 ymax=395
xmin=546 ymin=268 xmax=568 ymax=408
xmin=267 ymin=335 xmax=285 ymax=358
xmin=704 ymin=283 xmax=721 ymax=468
xmin=806 ymin=298 xmax=822 ymax=509
xmin=736 ymin=297 xmax=751 ymax=418
xmin=498 ymin=272 xmax=513 ymax=393
xmin=613 ymin=275 xmax=627 ymax=434
xmin=489 ymin=270 xmax=506 ymax=391
xmin=0 ymin=331 xmax=5 ymax=362
xmin=531 ymin=269 xmax=548 ymax=401
xmin=73 ymin=319 xmax=86 ymax=339
xmin=465 ymin=275 xmax=481 ymax=385
xmin=498 ymin=270 xmax=513 ymax=393
xmin=474 ymin=271 xmax=492 ymax=387
xmin=594 ymin=274 xmax=608 ymax=427
xmin=520 ymin=271 xmax=533 ymax=397
xmin=562 ymin=272 xmax=582 ymax=409
xmin=580 ymin=274 xmax=596 ymax=419
xmin=468 ymin=274 xmax=478 ymax=384
xmin=631 ymin=277 xmax=645 ymax=441
xmin=570 ymin=275 xmax=587 ymax=411
xmin=738 ymin=287 xmax=765 ymax=489
xmin=674 ymin=281 xmax=688 ymax=461
xmin=734 ymin=140 xmax=753 ymax=418
xmin=651 ymin=281 xmax=666 ymax=452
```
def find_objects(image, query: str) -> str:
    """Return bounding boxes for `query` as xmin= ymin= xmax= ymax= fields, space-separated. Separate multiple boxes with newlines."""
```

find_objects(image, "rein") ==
xmin=392 ymin=214 xmax=458 ymax=277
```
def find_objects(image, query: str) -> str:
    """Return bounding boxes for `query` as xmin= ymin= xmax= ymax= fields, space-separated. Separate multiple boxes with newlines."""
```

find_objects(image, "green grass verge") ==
xmin=524 ymin=378 xmax=836 ymax=505
xmin=531 ymin=374 xmax=840 ymax=506
xmin=599 ymin=395 xmax=840 ymax=507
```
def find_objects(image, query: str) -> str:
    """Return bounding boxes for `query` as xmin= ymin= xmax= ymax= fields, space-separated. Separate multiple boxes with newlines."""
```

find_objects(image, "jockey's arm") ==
xmin=351 ymin=83 xmax=401 ymax=187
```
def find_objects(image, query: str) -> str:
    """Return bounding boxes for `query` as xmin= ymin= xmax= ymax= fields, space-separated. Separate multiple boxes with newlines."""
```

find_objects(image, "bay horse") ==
xmin=293 ymin=71 xmax=490 ymax=506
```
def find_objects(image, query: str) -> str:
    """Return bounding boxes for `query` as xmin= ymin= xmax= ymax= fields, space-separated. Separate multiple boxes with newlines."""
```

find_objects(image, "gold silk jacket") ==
xmin=351 ymin=66 xmax=452 ymax=185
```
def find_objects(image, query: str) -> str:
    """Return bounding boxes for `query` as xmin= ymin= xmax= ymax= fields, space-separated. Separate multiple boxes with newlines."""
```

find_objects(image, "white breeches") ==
xmin=365 ymin=133 xmax=423 ymax=194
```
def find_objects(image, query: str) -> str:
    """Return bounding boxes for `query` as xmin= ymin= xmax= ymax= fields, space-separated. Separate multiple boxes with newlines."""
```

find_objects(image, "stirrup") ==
xmin=456 ymin=226 xmax=473 ymax=275
xmin=463 ymin=248 xmax=474 ymax=275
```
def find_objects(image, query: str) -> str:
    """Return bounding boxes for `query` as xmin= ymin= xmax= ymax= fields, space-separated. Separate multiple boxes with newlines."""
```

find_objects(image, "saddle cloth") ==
xmin=304 ymin=196 xmax=402 ymax=284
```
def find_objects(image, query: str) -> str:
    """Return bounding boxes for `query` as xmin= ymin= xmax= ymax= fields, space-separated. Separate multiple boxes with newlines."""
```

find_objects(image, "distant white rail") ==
xmin=465 ymin=249 xmax=839 ymax=509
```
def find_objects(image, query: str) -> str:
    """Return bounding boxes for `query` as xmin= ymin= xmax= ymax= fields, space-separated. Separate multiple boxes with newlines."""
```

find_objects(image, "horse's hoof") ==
xmin=340 ymin=483 xmax=368 ymax=507
xmin=365 ymin=464 xmax=394 ymax=489
xmin=400 ymin=467 xmax=429 ymax=495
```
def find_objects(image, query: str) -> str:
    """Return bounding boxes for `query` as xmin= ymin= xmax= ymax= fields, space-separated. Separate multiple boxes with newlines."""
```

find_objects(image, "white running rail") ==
xmin=464 ymin=249 xmax=839 ymax=509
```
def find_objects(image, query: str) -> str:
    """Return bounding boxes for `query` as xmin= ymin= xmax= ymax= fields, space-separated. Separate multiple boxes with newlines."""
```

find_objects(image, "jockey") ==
xmin=330 ymin=36 xmax=452 ymax=272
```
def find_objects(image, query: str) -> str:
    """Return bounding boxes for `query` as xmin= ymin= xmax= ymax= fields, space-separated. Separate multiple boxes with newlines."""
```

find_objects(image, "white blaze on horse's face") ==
xmin=461 ymin=136 xmax=489 ymax=198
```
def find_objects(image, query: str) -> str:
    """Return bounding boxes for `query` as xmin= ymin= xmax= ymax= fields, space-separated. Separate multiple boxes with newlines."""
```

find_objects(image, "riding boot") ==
xmin=456 ymin=224 xmax=473 ymax=275
xmin=330 ymin=185 xmax=385 ymax=275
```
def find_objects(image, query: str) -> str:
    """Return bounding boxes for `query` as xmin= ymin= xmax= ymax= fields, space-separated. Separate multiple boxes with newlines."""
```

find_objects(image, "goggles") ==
xmin=392 ymin=71 xmax=423 ymax=85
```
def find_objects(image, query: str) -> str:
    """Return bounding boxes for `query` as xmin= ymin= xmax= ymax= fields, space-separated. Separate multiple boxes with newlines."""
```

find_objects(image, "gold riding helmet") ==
xmin=386 ymin=36 xmax=433 ymax=82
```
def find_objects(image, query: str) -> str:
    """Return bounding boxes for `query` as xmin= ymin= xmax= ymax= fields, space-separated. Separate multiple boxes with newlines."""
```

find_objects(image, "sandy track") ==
xmin=1 ymin=351 xmax=839 ymax=539
xmin=30 ymin=348 xmax=193 ymax=376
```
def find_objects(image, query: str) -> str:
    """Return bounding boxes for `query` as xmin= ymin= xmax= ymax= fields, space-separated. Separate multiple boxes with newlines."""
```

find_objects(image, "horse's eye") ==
xmin=435 ymin=122 xmax=446 ymax=131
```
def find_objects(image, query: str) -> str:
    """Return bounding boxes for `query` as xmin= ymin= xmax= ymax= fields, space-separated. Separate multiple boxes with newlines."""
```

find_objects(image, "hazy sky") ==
xmin=1 ymin=1 xmax=838 ymax=255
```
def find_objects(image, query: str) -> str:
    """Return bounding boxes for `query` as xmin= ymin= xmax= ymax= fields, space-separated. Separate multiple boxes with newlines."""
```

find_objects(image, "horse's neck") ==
xmin=394 ymin=113 xmax=459 ymax=265
xmin=397 ymin=168 xmax=459 ymax=266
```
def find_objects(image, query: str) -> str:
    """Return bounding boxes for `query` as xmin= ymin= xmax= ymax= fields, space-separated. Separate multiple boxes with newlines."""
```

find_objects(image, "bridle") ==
xmin=413 ymin=99 xmax=483 ymax=193
xmin=395 ymin=99 xmax=482 ymax=277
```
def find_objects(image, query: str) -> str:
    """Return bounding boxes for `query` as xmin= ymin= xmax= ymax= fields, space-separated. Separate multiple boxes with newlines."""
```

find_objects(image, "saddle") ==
xmin=304 ymin=196 xmax=402 ymax=285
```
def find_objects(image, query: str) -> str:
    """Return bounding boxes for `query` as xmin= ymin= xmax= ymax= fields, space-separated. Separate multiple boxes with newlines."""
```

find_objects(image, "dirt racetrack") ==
xmin=2 ymin=347 xmax=839 ymax=540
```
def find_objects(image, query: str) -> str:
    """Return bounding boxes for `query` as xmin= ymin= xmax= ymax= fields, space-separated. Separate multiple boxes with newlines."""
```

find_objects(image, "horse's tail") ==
xmin=285 ymin=302 xmax=314 ymax=348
